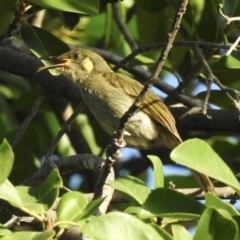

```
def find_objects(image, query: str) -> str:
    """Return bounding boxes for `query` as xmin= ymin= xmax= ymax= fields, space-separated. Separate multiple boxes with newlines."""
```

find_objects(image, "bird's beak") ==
xmin=37 ymin=56 xmax=71 ymax=73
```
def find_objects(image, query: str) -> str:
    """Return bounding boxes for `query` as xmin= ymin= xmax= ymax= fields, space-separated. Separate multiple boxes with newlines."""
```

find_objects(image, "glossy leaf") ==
xmin=16 ymin=186 xmax=47 ymax=214
xmin=140 ymin=188 xmax=205 ymax=219
xmin=172 ymin=224 xmax=192 ymax=240
xmin=21 ymin=22 xmax=70 ymax=57
xmin=205 ymin=193 xmax=239 ymax=216
xmin=60 ymin=11 xmax=80 ymax=30
xmin=150 ymin=224 xmax=173 ymax=240
xmin=0 ymin=139 xmax=14 ymax=184
xmin=110 ymin=175 xmax=150 ymax=205
xmin=196 ymin=90 xmax=233 ymax=109
xmin=0 ymin=230 xmax=55 ymax=240
xmin=170 ymin=139 xmax=240 ymax=195
xmin=124 ymin=205 xmax=142 ymax=216
xmin=76 ymin=197 xmax=105 ymax=220
xmin=104 ymin=3 xmax=124 ymax=49
xmin=82 ymin=212 xmax=165 ymax=240
xmin=0 ymin=225 xmax=12 ymax=236
xmin=211 ymin=56 xmax=240 ymax=91
xmin=194 ymin=208 xmax=238 ymax=240
xmin=16 ymin=169 xmax=62 ymax=213
xmin=232 ymin=215 xmax=240 ymax=240
xmin=26 ymin=0 xmax=99 ymax=15
xmin=147 ymin=155 xmax=164 ymax=188
xmin=57 ymin=192 xmax=89 ymax=222
xmin=0 ymin=0 xmax=18 ymax=35
xmin=0 ymin=179 xmax=22 ymax=207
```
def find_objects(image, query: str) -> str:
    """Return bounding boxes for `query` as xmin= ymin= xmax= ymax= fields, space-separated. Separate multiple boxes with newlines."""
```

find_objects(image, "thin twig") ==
xmin=165 ymin=47 xmax=216 ymax=103
xmin=93 ymin=0 xmax=189 ymax=199
xmin=0 ymin=3 xmax=26 ymax=41
xmin=196 ymin=44 xmax=240 ymax=112
xmin=112 ymin=41 xmax=240 ymax=71
xmin=226 ymin=36 xmax=240 ymax=56
xmin=176 ymin=186 xmax=236 ymax=200
xmin=195 ymin=46 xmax=213 ymax=117
xmin=44 ymin=102 xmax=85 ymax=167
xmin=89 ymin=186 xmax=236 ymax=202
xmin=219 ymin=4 xmax=240 ymax=24
xmin=3 ymin=215 xmax=19 ymax=228
xmin=219 ymin=4 xmax=240 ymax=56
xmin=11 ymin=96 xmax=44 ymax=148
xmin=112 ymin=2 xmax=138 ymax=51
xmin=202 ymin=80 xmax=212 ymax=117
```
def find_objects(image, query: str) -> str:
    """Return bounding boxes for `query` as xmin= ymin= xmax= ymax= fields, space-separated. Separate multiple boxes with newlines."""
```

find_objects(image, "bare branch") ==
xmin=0 ymin=3 xmax=26 ymax=41
xmin=91 ymin=186 xmax=236 ymax=202
xmin=196 ymin=44 xmax=240 ymax=111
xmin=174 ymin=107 xmax=240 ymax=132
xmin=111 ymin=2 xmax=138 ymax=51
xmin=111 ymin=41 xmax=240 ymax=72
xmin=219 ymin=4 xmax=240 ymax=24
xmin=226 ymin=36 xmax=240 ymax=56
xmin=176 ymin=186 xmax=236 ymax=200
xmin=45 ymin=102 xmax=85 ymax=167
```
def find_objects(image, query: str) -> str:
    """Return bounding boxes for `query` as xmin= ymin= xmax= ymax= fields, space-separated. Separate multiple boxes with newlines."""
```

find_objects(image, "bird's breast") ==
xmin=79 ymin=84 xmax=159 ymax=149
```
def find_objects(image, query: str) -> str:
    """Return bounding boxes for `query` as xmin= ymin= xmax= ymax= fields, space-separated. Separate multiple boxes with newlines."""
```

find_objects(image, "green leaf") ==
xmin=0 ymin=139 xmax=14 ymax=184
xmin=104 ymin=3 xmax=124 ymax=49
xmin=57 ymin=192 xmax=89 ymax=222
xmin=170 ymin=139 xmax=240 ymax=195
xmin=220 ymin=55 xmax=240 ymax=69
xmin=194 ymin=208 xmax=238 ymax=240
xmin=82 ymin=212 xmax=165 ymax=240
xmin=16 ymin=169 xmax=62 ymax=213
xmin=0 ymin=230 xmax=55 ymax=240
xmin=151 ymin=223 xmax=173 ymax=240
xmin=110 ymin=175 xmax=150 ymax=205
xmin=0 ymin=225 xmax=12 ymax=236
xmin=134 ymin=54 xmax=156 ymax=64
xmin=21 ymin=22 xmax=70 ymax=57
xmin=26 ymin=0 xmax=99 ymax=15
xmin=205 ymin=193 xmax=239 ymax=217
xmin=140 ymin=188 xmax=205 ymax=220
xmin=77 ymin=197 xmax=105 ymax=220
xmin=171 ymin=224 xmax=192 ymax=240
xmin=124 ymin=205 xmax=141 ymax=216
xmin=0 ymin=179 xmax=22 ymax=207
xmin=196 ymin=90 xmax=233 ymax=109
xmin=211 ymin=56 xmax=240 ymax=91
xmin=0 ymin=0 xmax=19 ymax=36
xmin=188 ymin=0 xmax=219 ymax=41
xmin=60 ymin=11 xmax=80 ymax=30
xmin=147 ymin=155 xmax=164 ymax=188
xmin=16 ymin=186 xmax=48 ymax=214
xmin=232 ymin=215 xmax=240 ymax=240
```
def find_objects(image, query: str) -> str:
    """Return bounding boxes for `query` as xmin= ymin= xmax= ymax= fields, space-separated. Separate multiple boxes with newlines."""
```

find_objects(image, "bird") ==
xmin=38 ymin=48 xmax=215 ymax=193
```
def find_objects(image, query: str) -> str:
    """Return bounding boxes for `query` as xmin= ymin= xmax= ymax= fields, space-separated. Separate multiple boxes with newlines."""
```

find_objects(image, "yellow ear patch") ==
xmin=82 ymin=57 xmax=93 ymax=73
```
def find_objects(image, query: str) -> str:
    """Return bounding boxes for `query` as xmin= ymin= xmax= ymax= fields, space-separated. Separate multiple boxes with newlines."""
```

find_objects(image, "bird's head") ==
xmin=38 ymin=48 xmax=112 ymax=80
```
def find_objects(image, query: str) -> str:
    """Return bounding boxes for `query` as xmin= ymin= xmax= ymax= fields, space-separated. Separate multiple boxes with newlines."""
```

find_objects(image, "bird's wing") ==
xmin=103 ymin=72 xmax=181 ymax=141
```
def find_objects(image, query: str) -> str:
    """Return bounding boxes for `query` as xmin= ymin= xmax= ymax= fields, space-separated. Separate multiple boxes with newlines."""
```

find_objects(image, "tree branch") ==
xmin=111 ymin=2 xmax=138 ymax=51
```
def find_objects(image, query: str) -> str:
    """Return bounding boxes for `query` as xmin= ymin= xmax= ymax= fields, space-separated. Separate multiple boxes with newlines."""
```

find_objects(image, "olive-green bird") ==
xmin=38 ymin=48 xmax=215 ymax=193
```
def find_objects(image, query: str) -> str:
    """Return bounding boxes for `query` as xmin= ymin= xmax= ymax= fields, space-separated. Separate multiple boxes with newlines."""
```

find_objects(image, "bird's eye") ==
xmin=72 ymin=53 xmax=80 ymax=60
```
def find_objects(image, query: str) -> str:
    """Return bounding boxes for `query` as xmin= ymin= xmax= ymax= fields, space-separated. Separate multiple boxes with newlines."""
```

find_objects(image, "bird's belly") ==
xmin=80 ymin=89 xmax=158 ymax=149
